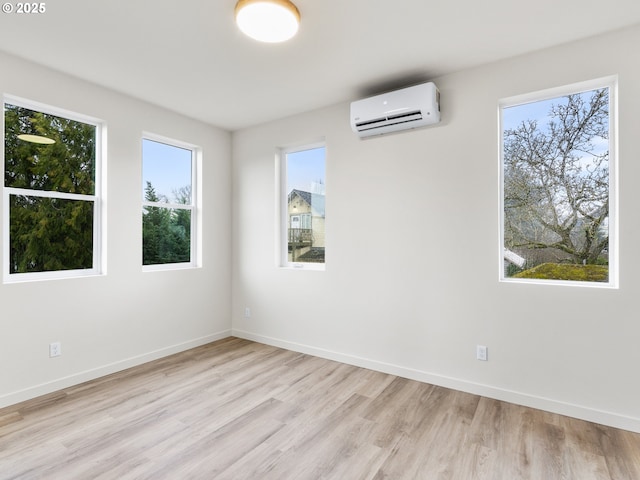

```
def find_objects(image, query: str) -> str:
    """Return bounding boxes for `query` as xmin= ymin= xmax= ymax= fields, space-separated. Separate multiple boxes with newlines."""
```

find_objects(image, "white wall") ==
xmin=231 ymin=25 xmax=640 ymax=432
xmin=0 ymin=52 xmax=232 ymax=407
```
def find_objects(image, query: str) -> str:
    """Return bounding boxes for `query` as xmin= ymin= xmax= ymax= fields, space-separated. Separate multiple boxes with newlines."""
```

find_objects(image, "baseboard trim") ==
xmin=232 ymin=329 xmax=640 ymax=434
xmin=0 ymin=330 xmax=232 ymax=410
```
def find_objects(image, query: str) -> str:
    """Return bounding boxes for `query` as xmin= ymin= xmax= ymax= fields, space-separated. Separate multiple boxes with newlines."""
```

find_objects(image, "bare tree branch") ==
xmin=503 ymin=88 xmax=609 ymax=265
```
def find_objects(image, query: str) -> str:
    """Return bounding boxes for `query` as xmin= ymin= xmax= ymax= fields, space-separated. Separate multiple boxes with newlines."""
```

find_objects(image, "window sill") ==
xmin=280 ymin=263 xmax=325 ymax=272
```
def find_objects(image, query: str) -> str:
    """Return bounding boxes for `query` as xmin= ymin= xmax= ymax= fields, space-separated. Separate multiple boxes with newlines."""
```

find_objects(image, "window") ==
xmin=281 ymin=144 xmax=326 ymax=268
xmin=499 ymin=78 xmax=617 ymax=287
xmin=142 ymin=136 xmax=197 ymax=269
xmin=3 ymin=98 xmax=101 ymax=282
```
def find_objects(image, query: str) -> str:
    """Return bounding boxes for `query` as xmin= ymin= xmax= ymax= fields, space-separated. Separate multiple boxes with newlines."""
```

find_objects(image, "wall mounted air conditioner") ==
xmin=350 ymin=82 xmax=440 ymax=138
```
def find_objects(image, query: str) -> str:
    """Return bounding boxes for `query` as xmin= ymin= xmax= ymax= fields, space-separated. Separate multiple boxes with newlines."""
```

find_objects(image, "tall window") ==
xmin=142 ymin=136 xmax=197 ymax=269
xmin=3 ymin=98 xmax=101 ymax=282
xmin=500 ymin=78 xmax=617 ymax=287
xmin=281 ymin=144 xmax=326 ymax=268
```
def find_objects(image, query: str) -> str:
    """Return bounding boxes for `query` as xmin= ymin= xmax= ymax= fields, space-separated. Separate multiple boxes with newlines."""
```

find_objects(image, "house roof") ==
xmin=1 ymin=1 xmax=639 ymax=130
xmin=290 ymin=189 xmax=312 ymax=205
xmin=289 ymin=189 xmax=325 ymax=217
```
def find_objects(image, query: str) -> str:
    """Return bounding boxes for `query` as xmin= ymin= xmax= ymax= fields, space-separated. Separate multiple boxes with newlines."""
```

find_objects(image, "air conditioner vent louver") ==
xmin=355 ymin=116 xmax=388 ymax=128
xmin=387 ymin=110 xmax=422 ymax=121
xmin=350 ymin=82 xmax=440 ymax=138
xmin=355 ymin=110 xmax=424 ymax=132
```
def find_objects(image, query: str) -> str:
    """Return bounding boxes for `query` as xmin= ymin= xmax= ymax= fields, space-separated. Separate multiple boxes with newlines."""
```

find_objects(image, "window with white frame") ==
xmin=281 ymin=144 xmax=326 ymax=268
xmin=3 ymin=98 xmax=102 ymax=282
xmin=500 ymin=78 xmax=617 ymax=287
xmin=142 ymin=136 xmax=197 ymax=268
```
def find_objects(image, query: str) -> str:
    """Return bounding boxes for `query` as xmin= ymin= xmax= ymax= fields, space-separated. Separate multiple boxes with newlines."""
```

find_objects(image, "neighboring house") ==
xmin=288 ymin=189 xmax=325 ymax=261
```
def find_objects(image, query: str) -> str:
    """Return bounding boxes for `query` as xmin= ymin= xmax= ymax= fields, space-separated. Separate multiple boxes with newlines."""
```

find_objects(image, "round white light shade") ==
xmin=235 ymin=0 xmax=300 ymax=43
xmin=17 ymin=134 xmax=55 ymax=145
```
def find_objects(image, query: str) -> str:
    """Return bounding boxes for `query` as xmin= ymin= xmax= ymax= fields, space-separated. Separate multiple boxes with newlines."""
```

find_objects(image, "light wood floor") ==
xmin=1 ymin=337 xmax=639 ymax=479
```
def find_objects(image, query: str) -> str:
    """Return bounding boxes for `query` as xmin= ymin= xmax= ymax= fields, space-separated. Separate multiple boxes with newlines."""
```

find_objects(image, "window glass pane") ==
xmin=142 ymin=139 xmax=192 ymax=204
xmin=3 ymin=99 xmax=100 ymax=281
xmin=9 ymin=195 xmax=94 ymax=274
xmin=502 ymin=87 xmax=610 ymax=283
xmin=286 ymin=146 xmax=326 ymax=264
xmin=142 ymin=206 xmax=191 ymax=265
xmin=142 ymin=137 xmax=195 ymax=267
xmin=4 ymin=104 xmax=96 ymax=195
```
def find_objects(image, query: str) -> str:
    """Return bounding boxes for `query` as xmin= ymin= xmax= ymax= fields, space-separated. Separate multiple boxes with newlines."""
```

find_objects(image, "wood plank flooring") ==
xmin=1 ymin=337 xmax=639 ymax=479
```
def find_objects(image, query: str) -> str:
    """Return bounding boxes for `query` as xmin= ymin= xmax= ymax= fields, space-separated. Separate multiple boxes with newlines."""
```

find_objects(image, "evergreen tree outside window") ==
xmin=142 ymin=136 xmax=197 ymax=269
xmin=3 ymin=98 xmax=102 ymax=282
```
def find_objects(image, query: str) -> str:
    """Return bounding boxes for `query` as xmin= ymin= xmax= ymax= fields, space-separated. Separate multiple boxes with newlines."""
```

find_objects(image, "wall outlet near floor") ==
xmin=244 ymin=307 xmax=251 ymax=318
xmin=476 ymin=345 xmax=488 ymax=361
xmin=49 ymin=342 xmax=62 ymax=358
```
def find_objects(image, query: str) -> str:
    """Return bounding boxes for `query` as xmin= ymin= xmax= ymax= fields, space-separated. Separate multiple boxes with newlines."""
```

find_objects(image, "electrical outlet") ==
xmin=476 ymin=345 xmax=488 ymax=361
xmin=244 ymin=307 xmax=251 ymax=318
xmin=49 ymin=342 xmax=62 ymax=358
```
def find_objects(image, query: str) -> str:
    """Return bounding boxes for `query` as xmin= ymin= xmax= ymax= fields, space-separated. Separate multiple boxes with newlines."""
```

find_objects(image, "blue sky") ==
xmin=142 ymin=139 xmax=192 ymax=202
xmin=502 ymin=88 xmax=609 ymax=158
xmin=287 ymin=146 xmax=326 ymax=194
xmin=502 ymin=97 xmax=558 ymax=131
xmin=502 ymin=88 xmax=608 ymax=133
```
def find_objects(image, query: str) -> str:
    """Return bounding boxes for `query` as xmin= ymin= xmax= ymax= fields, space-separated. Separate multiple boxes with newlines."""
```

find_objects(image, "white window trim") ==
xmin=498 ymin=76 xmax=618 ymax=288
xmin=2 ymin=95 xmax=103 ymax=283
xmin=141 ymin=132 xmax=200 ymax=272
xmin=277 ymin=141 xmax=326 ymax=271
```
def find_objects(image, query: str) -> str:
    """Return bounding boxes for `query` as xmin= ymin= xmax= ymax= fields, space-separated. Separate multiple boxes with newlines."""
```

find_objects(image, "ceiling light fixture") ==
xmin=17 ymin=134 xmax=55 ymax=145
xmin=235 ymin=0 xmax=300 ymax=43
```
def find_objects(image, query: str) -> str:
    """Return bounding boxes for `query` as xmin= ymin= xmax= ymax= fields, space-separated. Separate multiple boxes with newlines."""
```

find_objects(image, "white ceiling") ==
xmin=1 ymin=1 xmax=640 ymax=131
